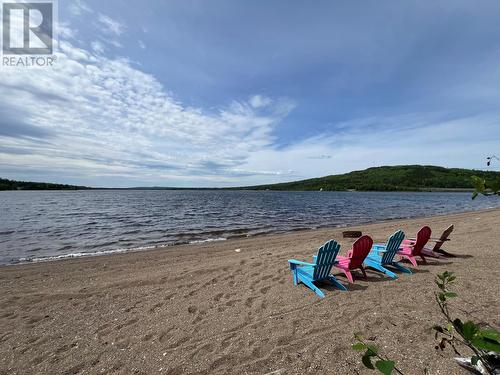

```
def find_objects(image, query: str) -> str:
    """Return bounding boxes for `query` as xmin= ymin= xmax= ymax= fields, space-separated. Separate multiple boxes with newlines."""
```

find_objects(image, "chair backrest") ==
xmin=348 ymin=235 xmax=374 ymax=268
xmin=411 ymin=226 xmax=432 ymax=255
xmin=313 ymin=239 xmax=341 ymax=280
xmin=433 ymin=225 xmax=454 ymax=251
xmin=381 ymin=230 xmax=405 ymax=264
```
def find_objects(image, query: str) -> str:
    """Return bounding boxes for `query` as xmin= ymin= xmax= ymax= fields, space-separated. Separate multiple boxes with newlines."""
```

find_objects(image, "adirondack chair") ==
xmin=397 ymin=226 xmax=431 ymax=267
xmin=334 ymin=235 xmax=373 ymax=283
xmin=421 ymin=225 xmax=454 ymax=258
xmin=288 ymin=240 xmax=347 ymax=298
xmin=364 ymin=230 xmax=412 ymax=279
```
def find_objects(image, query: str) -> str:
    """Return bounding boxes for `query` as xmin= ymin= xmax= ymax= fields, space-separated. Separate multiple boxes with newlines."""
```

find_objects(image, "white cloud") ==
xmin=0 ymin=37 xmax=296 ymax=186
xmin=57 ymin=22 xmax=77 ymax=40
xmin=103 ymin=38 xmax=122 ymax=49
xmin=1 ymin=35 xmax=498 ymax=187
xmin=138 ymin=40 xmax=146 ymax=50
xmin=68 ymin=0 xmax=92 ymax=16
xmin=90 ymin=40 xmax=105 ymax=54
xmin=1 ymin=12 xmax=499 ymax=187
xmin=249 ymin=95 xmax=272 ymax=109
xmin=97 ymin=14 xmax=125 ymax=36
xmin=238 ymin=113 xmax=500 ymax=184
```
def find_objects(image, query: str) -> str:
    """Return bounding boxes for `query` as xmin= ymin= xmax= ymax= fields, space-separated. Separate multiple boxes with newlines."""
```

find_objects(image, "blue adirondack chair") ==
xmin=288 ymin=239 xmax=347 ymax=298
xmin=364 ymin=230 xmax=412 ymax=279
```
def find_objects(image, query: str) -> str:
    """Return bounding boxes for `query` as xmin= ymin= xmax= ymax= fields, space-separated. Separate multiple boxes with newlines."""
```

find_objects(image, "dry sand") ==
xmin=1 ymin=209 xmax=499 ymax=375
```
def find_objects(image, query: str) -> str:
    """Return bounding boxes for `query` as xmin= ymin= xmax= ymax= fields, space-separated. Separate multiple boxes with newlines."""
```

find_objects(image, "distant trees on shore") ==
xmin=0 ymin=178 xmax=90 ymax=191
xmin=243 ymin=165 xmax=500 ymax=192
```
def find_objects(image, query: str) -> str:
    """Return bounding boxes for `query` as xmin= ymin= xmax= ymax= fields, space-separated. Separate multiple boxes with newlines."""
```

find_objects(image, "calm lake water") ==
xmin=0 ymin=190 xmax=498 ymax=264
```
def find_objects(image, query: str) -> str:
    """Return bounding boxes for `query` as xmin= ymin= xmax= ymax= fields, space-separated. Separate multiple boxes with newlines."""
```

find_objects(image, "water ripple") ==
xmin=1 ymin=190 xmax=499 ymax=265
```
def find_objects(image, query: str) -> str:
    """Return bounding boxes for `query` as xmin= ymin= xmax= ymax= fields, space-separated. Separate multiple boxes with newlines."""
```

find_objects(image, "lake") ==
xmin=0 ymin=190 xmax=498 ymax=264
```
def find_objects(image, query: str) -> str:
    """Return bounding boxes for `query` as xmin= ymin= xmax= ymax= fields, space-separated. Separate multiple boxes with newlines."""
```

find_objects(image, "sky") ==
xmin=1 ymin=0 xmax=500 ymax=187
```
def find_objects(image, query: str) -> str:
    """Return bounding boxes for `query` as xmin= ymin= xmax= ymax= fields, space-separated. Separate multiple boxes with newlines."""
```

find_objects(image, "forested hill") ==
xmin=0 ymin=178 xmax=90 ymax=191
xmin=240 ymin=165 xmax=500 ymax=191
xmin=2 ymin=165 xmax=500 ymax=191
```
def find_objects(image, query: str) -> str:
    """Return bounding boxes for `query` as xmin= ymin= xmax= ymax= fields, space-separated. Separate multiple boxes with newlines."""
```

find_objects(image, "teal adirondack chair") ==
xmin=364 ymin=230 xmax=412 ymax=279
xmin=288 ymin=240 xmax=347 ymax=298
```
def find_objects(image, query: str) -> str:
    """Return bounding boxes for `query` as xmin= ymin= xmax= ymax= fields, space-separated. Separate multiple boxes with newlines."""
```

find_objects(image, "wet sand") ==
xmin=1 ymin=208 xmax=499 ymax=374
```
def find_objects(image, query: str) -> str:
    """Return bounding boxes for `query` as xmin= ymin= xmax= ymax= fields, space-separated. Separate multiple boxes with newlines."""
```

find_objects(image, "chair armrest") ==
xmin=398 ymin=245 xmax=414 ymax=251
xmin=370 ymin=245 xmax=391 ymax=256
xmin=288 ymin=259 xmax=315 ymax=269
xmin=427 ymin=238 xmax=451 ymax=243
xmin=371 ymin=248 xmax=390 ymax=253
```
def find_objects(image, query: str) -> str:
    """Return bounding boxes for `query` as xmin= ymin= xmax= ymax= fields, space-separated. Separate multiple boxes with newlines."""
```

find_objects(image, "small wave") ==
xmin=188 ymin=237 xmax=227 ymax=245
xmin=12 ymin=244 xmax=161 ymax=264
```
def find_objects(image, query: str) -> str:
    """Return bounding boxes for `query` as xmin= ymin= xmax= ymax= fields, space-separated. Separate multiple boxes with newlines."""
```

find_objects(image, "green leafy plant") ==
xmin=353 ymin=271 xmax=499 ymax=374
xmin=471 ymin=176 xmax=500 ymax=199
xmin=352 ymin=333 xmax=403 ymax=375
xmin=472 ymin=156 xmax=500 ymax=199
xmin=433 ymin=271 xmax=500 ymax=374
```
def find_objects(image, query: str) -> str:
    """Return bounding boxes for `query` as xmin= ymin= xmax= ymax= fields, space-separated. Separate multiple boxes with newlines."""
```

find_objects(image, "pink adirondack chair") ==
xmin=334 ymin=235 xmax=373 ymax=283
xmin=398 ymin=226 xmax=431 ymax=267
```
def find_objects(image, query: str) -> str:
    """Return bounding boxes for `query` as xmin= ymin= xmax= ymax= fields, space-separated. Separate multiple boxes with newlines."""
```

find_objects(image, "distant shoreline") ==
xmin=2 ymin=164 xmax=499 ymax=191
xmin=1 ymin=187 xmax=475 ymax=192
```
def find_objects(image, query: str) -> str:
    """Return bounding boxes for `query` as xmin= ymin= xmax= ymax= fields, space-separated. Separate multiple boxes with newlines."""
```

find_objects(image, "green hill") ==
xmin=241 ymin=165 xmax=500 ymax=192
xmin=2 ymin=165 xmax=500 ymax=191
xmin=0 ymin=178 xmax=90 ymax=191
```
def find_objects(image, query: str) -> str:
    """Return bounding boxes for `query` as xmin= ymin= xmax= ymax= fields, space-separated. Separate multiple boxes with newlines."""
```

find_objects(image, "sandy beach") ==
xmin=0 ymin=208 xmax=499 ymax=375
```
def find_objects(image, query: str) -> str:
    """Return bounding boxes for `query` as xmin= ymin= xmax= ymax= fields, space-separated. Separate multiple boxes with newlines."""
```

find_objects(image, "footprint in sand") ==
xmin=111 ymin=362 xmax=125 ymax=371
xmin=114 ymin=337 xmax=131 ymax=349
xmin=224 ymin=292 xmax=236 ymax=299
xmin=167 ymin=336 xmax=190 ymax=349
xmin=209 ymin=277 xmax=219 ymax=284
xmin=260 ymin=286 xmax=271 ymax=294
xmin=115 ymin=317 xmax=139 ymax=330
xmin=0 ymin=311 xmax=17 ymax=319
xmin=260 ymin=274 xmax=273 ymax=281
xmin=192 ymin=309 xmax=207 ymax=324
xmin=276 ymin=334 xmax=294 ymax=347
xmin=25 ymin=315 xmax=45 ymax=325
xmin=190 ymin=342 xmax=215 ymax=360
xmin=31 ymin=356 xmax=44 ymax=366
xmin=149 ymin=302 xmax=163 ymax=313
xmin=62 ymin=363 xmax=85 ymax=375
xmin=245 ymin=296 xmax=257 ymax=308
xmin=55 ymin=344 xmax=72 ymax=354
xmin=142 ymin=333 xmax=154 ymax=342
xmin=158 ymin=331 xmax=170 ymax=343
xmin=225 ymin=299 xmax=240 ymax=307
xmin=221 ymin=275 xmax=235 ymax=284
xmin=0 ymin=332 xmax=12 ymax=344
